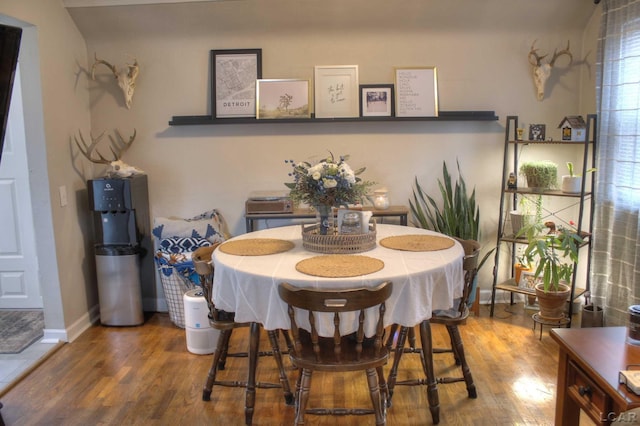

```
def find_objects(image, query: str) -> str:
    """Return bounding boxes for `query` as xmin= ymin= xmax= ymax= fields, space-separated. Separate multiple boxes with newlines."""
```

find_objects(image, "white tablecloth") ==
xmin=212 ymin=224 xmax=464 ymax=336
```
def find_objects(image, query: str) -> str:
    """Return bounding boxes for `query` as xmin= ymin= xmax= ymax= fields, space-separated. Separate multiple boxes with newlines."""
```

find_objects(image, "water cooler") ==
xmin=88 ymin=175 xmax=150 ymax=326
xmin=184 ymin=289 xmax=219 ymax=354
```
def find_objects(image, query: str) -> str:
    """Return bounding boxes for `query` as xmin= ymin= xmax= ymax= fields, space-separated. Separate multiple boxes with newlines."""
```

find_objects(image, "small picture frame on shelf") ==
xmin=359 ymin=84 xmax=394 ymax=117
xmin=314 ymin=65 xmax=360 ymax=118
xmin=518 ymin=271 xmax=541 ymax=294
xmin=529 ymin=124 xmax=546 ymax=141
xmin=256 ymin=79 xmax=310 ymax=119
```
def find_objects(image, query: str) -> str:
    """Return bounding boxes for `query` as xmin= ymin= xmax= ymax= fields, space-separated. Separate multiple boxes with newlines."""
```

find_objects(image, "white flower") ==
xmin=311 ymin=171 xmax=322 ymax=180
xmin=323 ymin=178 xmax=337 ymax=188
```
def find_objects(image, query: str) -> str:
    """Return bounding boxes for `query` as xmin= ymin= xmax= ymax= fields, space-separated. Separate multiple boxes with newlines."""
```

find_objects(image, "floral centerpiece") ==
xmin=285 ymin=153 xmax=373 ymax=234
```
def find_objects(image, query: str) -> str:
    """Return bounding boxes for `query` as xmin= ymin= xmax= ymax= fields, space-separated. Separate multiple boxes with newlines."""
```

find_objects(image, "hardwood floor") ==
xmin=0 ymin=303 xmax=566 ymax=425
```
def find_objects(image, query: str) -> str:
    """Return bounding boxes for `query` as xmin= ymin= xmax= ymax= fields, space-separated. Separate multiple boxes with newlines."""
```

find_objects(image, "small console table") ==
xmin=245 ymin=205 xmax=409 ymax=233
xmin=551 ymin=327 xmax=640 ymax=425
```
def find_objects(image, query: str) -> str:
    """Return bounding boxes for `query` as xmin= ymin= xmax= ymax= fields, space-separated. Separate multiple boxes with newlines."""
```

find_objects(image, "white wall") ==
xmin=69 ymin=0 xmax=599 ymax=298
xmin=0 ymin=0 xmax=601 ymax=334
xmin=1 ymin=0 xmax=94 ymax=340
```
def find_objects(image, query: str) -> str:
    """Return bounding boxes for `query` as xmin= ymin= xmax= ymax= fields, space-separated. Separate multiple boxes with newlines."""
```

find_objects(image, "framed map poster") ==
xmin=394 ymin=67 xmax=438 ymax=118
xmin=211 ymin=49 xmax=262 ymax=118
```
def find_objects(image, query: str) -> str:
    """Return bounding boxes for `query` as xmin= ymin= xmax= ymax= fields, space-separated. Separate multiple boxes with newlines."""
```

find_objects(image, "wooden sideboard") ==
xmin=551 ymin=327 xmax=640 ymax=425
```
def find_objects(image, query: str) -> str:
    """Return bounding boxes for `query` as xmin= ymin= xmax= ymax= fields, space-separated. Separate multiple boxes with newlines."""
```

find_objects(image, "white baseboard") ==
xmin=43 ymin=304 xmax=100 ymax=343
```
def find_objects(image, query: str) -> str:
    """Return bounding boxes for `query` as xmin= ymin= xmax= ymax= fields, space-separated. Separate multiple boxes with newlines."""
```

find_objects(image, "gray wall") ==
xmin=0 ymin=0 xmax=601 ymax=339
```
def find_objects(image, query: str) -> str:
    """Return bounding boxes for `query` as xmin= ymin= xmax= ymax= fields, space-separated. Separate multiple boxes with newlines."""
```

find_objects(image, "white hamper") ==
xmin=183 ymin=289 xmax=219 ymax=354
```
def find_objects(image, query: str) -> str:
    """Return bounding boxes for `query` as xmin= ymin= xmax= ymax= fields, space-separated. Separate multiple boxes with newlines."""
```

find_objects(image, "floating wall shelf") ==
xmin=168 ymin=110 xmax=499 ymax=126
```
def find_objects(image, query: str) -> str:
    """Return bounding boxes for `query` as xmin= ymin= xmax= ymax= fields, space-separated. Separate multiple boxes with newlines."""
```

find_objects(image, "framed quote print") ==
xmin=394 ymin=67 xmax=438 ymax=118
xmin=211 ymin=49 xmax=262 ymax=118
xmin=314 ymin=65 xmax=359 ymax=118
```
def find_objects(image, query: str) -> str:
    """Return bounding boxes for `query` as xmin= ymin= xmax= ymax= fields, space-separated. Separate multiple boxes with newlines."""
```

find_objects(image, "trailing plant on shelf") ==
xmin=519 ymin=160 xmax=558 ymax=190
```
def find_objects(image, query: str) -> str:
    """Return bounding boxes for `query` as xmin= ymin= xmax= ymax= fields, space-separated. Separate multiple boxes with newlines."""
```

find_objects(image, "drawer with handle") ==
xmin=567 ymin=360 xmax=611 ymax=422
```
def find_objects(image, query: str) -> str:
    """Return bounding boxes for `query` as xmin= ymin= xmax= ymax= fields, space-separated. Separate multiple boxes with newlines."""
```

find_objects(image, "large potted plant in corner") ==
xmin=410 ymin=160 xmax=495 ymax=308
xmin=521 ymin=221 xmax=583 ymax=320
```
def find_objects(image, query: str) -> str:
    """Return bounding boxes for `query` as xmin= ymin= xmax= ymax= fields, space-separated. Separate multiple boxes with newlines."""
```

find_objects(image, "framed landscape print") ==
xmin=256 ymin=79 xmax=310 ymax=119
xmin=394 ymin=67 xmax=438 ymax=118
xmin=211 ymin=49 xmax=262 ymax=118
xmin=314 ymin=65 xmax=359 ymax=118
xmin=360 ymin=84 xmax=394 ymax=117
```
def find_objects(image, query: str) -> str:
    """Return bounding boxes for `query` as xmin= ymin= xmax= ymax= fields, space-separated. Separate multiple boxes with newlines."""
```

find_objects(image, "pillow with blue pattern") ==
xmin=159 ymin=237 xmax=212 ymax=254
xmin=153 ymin=209 xmax=230 ymax=245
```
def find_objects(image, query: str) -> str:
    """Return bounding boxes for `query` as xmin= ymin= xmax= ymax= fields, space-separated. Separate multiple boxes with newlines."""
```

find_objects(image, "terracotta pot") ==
xmin=514 ymin=263 xmax=532 ymax=284
xmin=535 ymin=282 xmax=571 ymax=320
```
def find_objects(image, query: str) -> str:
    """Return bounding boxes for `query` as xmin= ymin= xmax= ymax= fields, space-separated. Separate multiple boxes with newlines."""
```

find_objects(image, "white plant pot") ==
xmin=561 ymin=175 xmax=582 ymax=194
xmin=510 ymin=210 xmax=533 ymax=236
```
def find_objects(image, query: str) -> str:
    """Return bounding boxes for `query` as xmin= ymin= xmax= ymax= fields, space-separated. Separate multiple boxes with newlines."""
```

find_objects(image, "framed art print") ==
xmin=529 ymin=124 xmax=546 ymax=141
xmin=394 ymin=67 xmax=438 ymax=118
xmin=518 ymin=271 xmax=541 ymax=294
xmin=211 ymin=49 xmax=262 ymax=118
xmin=314 ymin=65 xmax=359 ymax=118
xmin=360 ymin=84 xmax=394 ymax=117
xmin=256 ymin=79 xmax=310 ymax=119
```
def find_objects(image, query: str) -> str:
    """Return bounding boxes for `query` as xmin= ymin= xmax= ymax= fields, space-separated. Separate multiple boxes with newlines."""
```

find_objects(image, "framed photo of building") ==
xmin=394 ymin=67 xmax=438 ymax=118
xmin=256 ymin=79 xmax=310 ymax=119
xmin=211 ymin=49 xmax=262 ymax=118
xmin=360 ymin=84 xmax=394 ymax=117
xmin=314 ymin=65 xmax=359 ymax=118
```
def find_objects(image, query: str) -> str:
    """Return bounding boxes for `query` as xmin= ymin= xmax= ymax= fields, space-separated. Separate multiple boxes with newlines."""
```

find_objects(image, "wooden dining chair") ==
xmin=277 ymin=281 xmax=393 ymax=426
xmin=385 ymin=239 xmax=480 ymax=425
xmin=192 ymin=245 xmax=294 ymax=425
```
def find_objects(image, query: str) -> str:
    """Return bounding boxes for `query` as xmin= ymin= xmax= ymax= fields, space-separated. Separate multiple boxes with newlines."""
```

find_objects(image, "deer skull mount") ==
xmin=75 ymin=129 xmax=144 ymax=178
xmin=528 ymin=40 xmax=573 ymax=101
xmin=91 ymin=53 xmax=139 ymax=109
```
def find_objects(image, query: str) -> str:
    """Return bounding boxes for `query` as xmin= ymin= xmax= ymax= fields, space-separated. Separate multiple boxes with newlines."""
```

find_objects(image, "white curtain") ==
xmin=592 ymin=0 xmax=640 ymax=325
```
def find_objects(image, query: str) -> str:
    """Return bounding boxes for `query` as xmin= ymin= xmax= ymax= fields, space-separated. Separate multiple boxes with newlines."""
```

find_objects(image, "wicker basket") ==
xmin=301 ymin=221 xmax=377 ymax=254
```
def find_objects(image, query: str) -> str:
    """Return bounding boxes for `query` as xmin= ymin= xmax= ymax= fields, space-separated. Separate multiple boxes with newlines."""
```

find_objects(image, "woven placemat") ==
xmin=296 ymin=255 xmax=384 ymax=278
xmin=219 ymin=238 xmax=294 ymax=256
xmin=380 ymin=234 xmax=455 ymax=252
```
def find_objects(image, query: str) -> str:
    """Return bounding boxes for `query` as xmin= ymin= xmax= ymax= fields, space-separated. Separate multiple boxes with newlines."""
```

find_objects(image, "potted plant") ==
xmin=410 ymin=159 xmax=496 ymax=308
xmin=561 ymin=162 xmax=596 ymax=194
xmin=510 ymin=194 xmax=542 ymax=236
xmin=519 ymin=160 xmax=558 ymax=190
xmin=521 ymin=221 xmax=583 ymax=320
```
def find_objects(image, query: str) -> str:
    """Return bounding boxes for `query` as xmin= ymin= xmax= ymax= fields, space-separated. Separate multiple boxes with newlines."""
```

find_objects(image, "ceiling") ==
xmin=64 ymin=0 xmax=600 ymax=41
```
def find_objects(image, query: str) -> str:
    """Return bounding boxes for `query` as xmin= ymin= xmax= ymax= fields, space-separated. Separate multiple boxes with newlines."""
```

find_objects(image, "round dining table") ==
xmin=211 ymin=223 xmax=465 ymax=336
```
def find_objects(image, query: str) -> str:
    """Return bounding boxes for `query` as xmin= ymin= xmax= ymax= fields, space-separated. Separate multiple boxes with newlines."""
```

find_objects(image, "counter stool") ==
xmin=193 ymin=245 xmax=294 ymax=425
xmin=386 ymin=239 xmax=480 ymax=424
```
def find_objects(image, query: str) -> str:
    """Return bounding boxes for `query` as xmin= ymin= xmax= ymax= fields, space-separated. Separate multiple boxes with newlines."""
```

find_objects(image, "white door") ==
xmin=0 ymin=66 xmax=42 ymax=308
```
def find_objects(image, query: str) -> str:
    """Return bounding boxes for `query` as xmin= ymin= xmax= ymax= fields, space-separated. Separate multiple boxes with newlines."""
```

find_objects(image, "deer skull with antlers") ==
xmin=75 ymin=129 xmax=144 ymax=178
xmin=528 ymin=40 xmax=573 ymax=101
xmin=91 ymin=53 xmax=139 ymax=109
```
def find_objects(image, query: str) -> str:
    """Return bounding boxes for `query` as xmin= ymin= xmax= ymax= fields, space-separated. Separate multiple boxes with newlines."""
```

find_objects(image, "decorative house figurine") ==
xmin=558 ymin=115 xmax=586 ymax=142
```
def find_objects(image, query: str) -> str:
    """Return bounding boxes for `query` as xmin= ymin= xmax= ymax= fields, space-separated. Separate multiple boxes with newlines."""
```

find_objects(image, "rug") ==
xmin=0 ymin=310 xmax=44 ymax=354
